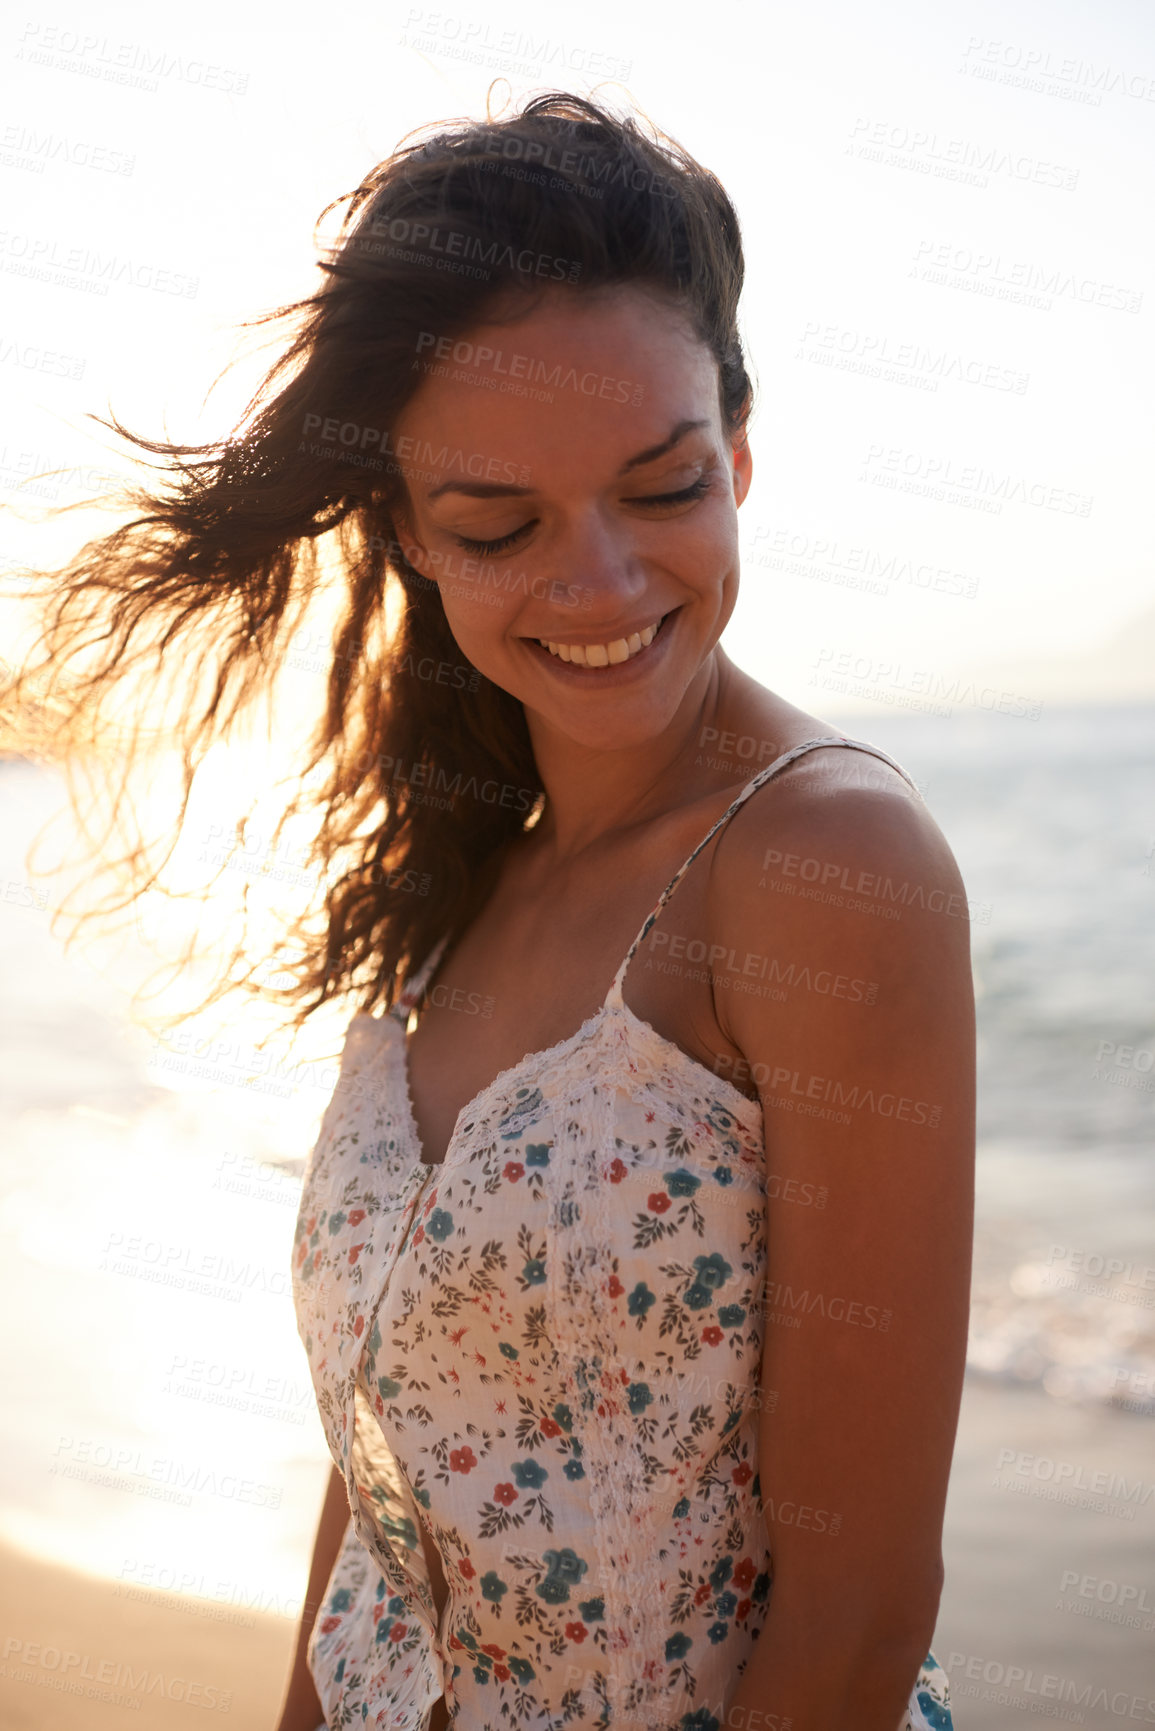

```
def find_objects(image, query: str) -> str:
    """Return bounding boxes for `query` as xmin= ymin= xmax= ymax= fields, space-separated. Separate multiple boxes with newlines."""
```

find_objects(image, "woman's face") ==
xmin=392 ymin=283 xmax=752 ymax=755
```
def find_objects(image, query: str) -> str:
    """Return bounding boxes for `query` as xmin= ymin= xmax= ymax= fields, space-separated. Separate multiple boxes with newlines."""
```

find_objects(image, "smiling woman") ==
xmin=5 ymin=90 xmax=969 ymax=1731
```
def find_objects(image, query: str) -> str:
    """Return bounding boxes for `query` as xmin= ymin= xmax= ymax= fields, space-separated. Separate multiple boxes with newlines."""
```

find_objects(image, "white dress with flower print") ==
xmin=291 ymin=737 xmax=955 ymax=1731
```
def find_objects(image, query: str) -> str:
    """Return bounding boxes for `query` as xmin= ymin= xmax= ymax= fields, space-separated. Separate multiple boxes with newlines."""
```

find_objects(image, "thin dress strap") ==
xmin=602 ymin=734 xmax=920 ymax=1010
xmin=388 ymin=932 xmax=451 ymax=1026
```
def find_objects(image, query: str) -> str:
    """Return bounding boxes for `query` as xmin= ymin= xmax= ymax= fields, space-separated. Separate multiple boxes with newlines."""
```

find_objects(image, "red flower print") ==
xmin=702 ymin=1326 xmax=723 ymax=1346
xmin=348 ymin=1209 xmax=366 ymax=1225
xmin=373 ymin=1603 xmax=384 ymax=1623
xmin=736 ymin=1597 xmax=752 ymax=1620
xmin=389 ymin=1624 xmax=408 ymax=1641
xmin=565 ymin=1622 xmax=588 ymax=1642
xmin=732 ymin=1462 xmax=754 ymax=1487
xmin=481 ymin=1643 xmax=506 ymax=1660
xmin=494 ymin=1483 xmax=518 ymax=1505
xmin=648 ymin=1192 xmax=671 ymax=1213
xmin=503 ymin=1161 xmax=524 ymax=1181
xmin=732 ymin=1557 xmax=756 ymax=1590
xmin=353 ymin=1315 xmax=364 ymax=1337
xmin=306 ymin=1216 xmax=317 ymax=1234
xmin=320 ymin=1614 xmax=342 ymax=1634
xmin=296 ymin=1242 xmax=307 ymax=1265
xmin=459 ymin=1559 xmax=475 ymax=1580
xmin=694 ymin=1582 xmax=712 ymax=1606
xmin=607 ymin=1275 xmax=624 ymax=1299
xmin=494 ymin=1664 xmax=511 ymax=1682
xmin=449 ymin=1446 xmax=477 ymax=1473
xmin=413 ymin=1226 xmax=425 ymax=1245
xmin=540 ymin=1417 xmax=562 ymax=1438
xmin=608 ymin=1157 xmax=627 ymax=1183
xmin=348 ymin=1243 xmax=364 ymax=1265
xmin=449 ymin=1632 xmax=463 ymax=1649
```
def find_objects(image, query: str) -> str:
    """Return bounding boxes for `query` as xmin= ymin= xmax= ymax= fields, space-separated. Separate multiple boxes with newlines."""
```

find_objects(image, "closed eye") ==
xmin=451 ymin=475 xmax=713 ymax=557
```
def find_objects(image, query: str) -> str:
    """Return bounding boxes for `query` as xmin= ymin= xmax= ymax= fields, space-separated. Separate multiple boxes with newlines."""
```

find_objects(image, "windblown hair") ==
xmin=3 ymin=88 xmax=752 ymax=1028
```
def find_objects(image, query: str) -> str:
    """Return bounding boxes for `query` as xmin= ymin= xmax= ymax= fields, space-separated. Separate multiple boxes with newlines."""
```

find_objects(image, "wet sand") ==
xmin=1 ymin=1378 xmax=1152 ymax=1730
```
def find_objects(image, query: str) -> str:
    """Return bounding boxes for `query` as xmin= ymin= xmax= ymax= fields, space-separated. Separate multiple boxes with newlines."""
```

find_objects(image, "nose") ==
xmin=548 ymin=504 xmax=650 ymax=622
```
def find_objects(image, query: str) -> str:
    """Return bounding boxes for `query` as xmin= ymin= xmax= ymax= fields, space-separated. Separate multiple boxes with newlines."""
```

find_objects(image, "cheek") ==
xmin=435 ymin=583 xmax=519 ymax=655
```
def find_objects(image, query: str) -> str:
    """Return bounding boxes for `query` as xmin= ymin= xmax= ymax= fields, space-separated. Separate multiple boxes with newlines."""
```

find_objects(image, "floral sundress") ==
xmin=291 ymin=736 xmax=955 ymax=1731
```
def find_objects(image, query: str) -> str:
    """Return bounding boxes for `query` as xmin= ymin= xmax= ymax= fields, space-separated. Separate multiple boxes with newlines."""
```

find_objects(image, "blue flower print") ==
xmin=628 ymin=1281 xmax=656 ymax=1317
xmin=480 ymin=1571 xmax=507 ymax=1603
xmin=716 ymin=1592 xmax=737 ymax=1616
xmin=535 ymin=1547 xmax=588 ymax=1604
xmin=552 ymin=1402 xmax=573 ymax=1432
xmin=717 ymin=1304 xmax=747 ymax=1328
xmin=707 ymin=1621 xmax=729 ymax=1643
xmin=685 ymin=1253 xmax=733 ymax=1308
xmin=681 ymin=1709 xmax=719 ymax=1731
xmin=330 ymin=1587 xmax=353 ymax=1612
xmin=383 ymin=1512 xmax=417 ymax=1551
xmin=377 ymin=1374 xmax=401 ymax=1400
xmin=525 ymin=1144 xmax=551 ymax=1166
xmin=665 ymin=1631 xmax=692 ymax=1660
xmin=713 ymin=1165 xmax=734 ymax=1186
xmin=666 ymin=1168 xmax=701 ymax=1197
xmin=627 ymin=1381 xmax=653 ymax=1414
xmin=426 ymin=1209 xmax=454 ymax=1242
xmin=508 ymin=1656 xmax=536 ymax=1682
xmin=387 ymin=1595 xmax=407 ymax=1614
xmin=695 ymin=1253 xmax=733 ymax=1290
xmin=709 ymin=1556 xmax=733 ymax=1589
xmin=522 ymin=1258 xmax=547 ymax=1285
xmin=673 ymin=1497 xmax=690 ymax=1519
xmin=499 ymin=1341 xmax=519 ymax=1360
xmin=328 ymin=1210 xmax=346 ymax=1234
xmin=498 ymin=1087 xmax=544 ymax=1139
xmin=511 ymin=1458 xmax=548 ymax=1489
xmin=917 ymin=1694 xmax=951 ymax=1730
xmin=563 ymin=1458 xmax=585 ymax=1480
xmin=578 ymin=1597 xmax=604 ymax=1622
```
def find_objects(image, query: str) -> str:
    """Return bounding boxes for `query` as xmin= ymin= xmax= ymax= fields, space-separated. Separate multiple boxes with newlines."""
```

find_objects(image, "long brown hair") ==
xmin=2 ymin=89 xmax=753 ymax=1029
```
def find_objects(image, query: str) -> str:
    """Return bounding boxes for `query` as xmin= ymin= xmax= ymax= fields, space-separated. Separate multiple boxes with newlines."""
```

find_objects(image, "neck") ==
xmin=521 ymin=648 xmax=743 ymax=863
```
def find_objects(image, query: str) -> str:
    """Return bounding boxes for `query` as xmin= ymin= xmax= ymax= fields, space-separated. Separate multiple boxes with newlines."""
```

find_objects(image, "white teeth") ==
xmin=538 ymin=617 xmax=664 ymax=667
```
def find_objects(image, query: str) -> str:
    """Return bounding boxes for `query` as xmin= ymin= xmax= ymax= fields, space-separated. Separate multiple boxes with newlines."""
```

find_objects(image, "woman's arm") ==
xmin=273 ymin=1462 xmax=351 ymax=1731
xmin=710 ymin=764 xmax=975 ymax=1731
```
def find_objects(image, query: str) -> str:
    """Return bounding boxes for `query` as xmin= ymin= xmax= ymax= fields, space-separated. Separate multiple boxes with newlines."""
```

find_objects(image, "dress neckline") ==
xmin=381 ymin=733 xmax=919 ymax=1171
xmin=371 ymin=991 xmax=763 ymax=1174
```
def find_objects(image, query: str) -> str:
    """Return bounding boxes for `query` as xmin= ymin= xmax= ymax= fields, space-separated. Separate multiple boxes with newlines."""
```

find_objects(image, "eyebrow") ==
xmin=423 ymin=418 xmax=711 ymax=504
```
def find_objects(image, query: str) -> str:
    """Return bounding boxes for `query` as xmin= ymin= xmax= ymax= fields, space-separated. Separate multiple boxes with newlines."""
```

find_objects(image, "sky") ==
xmin=1 ymin=0 xmax=1153 ymax=718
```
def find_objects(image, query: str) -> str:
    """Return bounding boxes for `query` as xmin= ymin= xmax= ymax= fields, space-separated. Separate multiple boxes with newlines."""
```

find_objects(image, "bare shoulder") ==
xmin=705 ymin=737 xmax=975 ymax=1065
xmin=713 ymin=739 xmax=966 ymax=929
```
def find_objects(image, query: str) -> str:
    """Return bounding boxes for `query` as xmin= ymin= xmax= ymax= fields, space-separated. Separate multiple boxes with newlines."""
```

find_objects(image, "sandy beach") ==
xmin=0 ymin=1534 xmax=300 ymax=1730
xmin=1 ymin=1376 xmax=1152 ymax=1731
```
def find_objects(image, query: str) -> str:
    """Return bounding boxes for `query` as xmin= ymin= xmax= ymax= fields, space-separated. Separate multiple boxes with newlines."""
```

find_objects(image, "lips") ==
xmin=529 ymin=611 xmax=673 ymax=672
